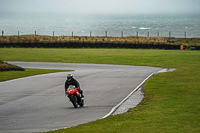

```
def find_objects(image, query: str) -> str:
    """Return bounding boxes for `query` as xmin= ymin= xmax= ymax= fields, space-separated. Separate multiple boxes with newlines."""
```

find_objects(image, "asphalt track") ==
xmin=0 ymin=62 xmax=161 ymax=133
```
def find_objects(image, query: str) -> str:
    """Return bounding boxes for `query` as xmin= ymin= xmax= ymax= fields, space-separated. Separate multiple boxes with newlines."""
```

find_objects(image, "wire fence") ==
xmin=1 ymin=30 xmax=198 ymax=38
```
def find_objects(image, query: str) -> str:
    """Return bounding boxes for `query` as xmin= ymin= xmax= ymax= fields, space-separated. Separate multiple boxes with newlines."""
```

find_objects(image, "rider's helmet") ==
xmin=67 ymin=74 xmax=73 ymax=81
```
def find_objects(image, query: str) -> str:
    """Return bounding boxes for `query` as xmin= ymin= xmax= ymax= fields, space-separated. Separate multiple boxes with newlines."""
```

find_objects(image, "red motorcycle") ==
xmin=66 ymin=85 xmax=84 ymax=108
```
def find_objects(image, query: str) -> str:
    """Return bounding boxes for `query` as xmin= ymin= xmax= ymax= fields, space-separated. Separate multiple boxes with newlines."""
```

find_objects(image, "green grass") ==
xmin=0 ymin=68 xmax=71 ymax=82
xmin=0 ymin=48 xmax=200 ymax=133
xmin=0 ymin=48 xmax=199 ymax=68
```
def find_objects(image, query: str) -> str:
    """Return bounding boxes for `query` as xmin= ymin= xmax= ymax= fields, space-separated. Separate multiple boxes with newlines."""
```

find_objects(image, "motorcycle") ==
xmin=66 ymin=85 xmax=84 ymax=108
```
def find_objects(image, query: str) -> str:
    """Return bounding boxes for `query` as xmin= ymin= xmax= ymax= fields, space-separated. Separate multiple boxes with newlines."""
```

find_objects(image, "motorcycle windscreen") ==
xmin=67 ymin=85 xmax=77 ymax=95
xmin=68 ymin=85 xmax=75 ymax=90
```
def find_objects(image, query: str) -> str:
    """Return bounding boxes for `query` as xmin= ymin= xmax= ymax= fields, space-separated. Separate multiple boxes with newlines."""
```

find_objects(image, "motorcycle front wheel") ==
xmin=79 ymin=98 xmax=84 ymax=107
xmin=70 ymin=95 xmax=78 ymax=108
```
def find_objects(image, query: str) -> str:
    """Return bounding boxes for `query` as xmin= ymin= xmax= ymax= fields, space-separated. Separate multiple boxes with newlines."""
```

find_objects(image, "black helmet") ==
xmin=67 ymin=74 xmax=73 ymax=81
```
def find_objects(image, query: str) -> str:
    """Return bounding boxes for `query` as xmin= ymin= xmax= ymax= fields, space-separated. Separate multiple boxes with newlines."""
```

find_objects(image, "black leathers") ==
xmin=65 ymin=78 xmax=80 ymax=91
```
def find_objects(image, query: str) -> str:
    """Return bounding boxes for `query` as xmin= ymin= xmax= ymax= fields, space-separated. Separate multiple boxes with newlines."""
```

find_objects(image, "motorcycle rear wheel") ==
xmin=70 ymin=95 xmax=78 ymax=108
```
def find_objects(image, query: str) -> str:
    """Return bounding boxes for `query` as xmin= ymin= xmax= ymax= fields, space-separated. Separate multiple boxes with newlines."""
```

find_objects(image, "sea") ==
xmin=0 ymin=12 xmax=200 ymax=38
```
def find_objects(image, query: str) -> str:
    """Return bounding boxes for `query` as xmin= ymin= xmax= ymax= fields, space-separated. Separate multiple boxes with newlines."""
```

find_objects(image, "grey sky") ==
xmin=0 ymin=0 xmax=200 ymax=14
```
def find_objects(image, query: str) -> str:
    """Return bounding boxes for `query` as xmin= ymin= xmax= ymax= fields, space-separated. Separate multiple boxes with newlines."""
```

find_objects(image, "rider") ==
xmin=65 ymin=74 xmax=84 ymax=97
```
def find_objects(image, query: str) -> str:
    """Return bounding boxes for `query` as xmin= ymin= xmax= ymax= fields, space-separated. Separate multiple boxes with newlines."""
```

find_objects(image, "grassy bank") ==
xmin=0 ymin=48 xmax=200 ymax=132
xmin=0 ymin=60 xmax=25 ymax=71
xmin=0 ymin=68 xmax=71 ymax=82
xmin=0 ymin=35 xmax=200 ymax=48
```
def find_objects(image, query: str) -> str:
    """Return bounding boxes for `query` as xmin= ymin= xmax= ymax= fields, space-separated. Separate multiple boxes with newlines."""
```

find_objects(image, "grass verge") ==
xmin=0 ymin=68 xmax=71 ymax=82
xmin=0 ymin=48 xmax=200 ymax=133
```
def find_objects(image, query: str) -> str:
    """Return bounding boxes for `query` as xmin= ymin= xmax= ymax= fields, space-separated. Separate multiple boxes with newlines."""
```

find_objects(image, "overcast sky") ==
xmin=0 ymin=0 xmax=200 ymax=14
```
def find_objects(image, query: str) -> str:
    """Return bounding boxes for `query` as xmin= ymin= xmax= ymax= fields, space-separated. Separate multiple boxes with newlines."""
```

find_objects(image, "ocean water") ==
xmin=0 ymin=12 xmax=200 ymax=38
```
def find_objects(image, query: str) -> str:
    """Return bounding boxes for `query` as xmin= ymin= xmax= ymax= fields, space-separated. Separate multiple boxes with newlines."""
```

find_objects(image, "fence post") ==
xmin=121 ymin=31 xmax=123 ymax=37
xmin=157 ymin=31 xmax=159 ymax=37
xmin=53 ymin=31 xmax=54 ymax=37
xmin=72 ymin=31 xmax=73 ymax=37
xmin=147 ymin=31 xmax=149 ymax=37
xmin=169 ymin=31 xmax=171 ymax=38
xmin=18 ymin=31 xmax=19 ymax=37
xmin=137 ymin=31 xmax=138 ymax=37
xmin=2 ymin=31 xmax=4 ymax=37
xmin=105 ymin=31 xmax=107 ymax=37
xmin=90 ymin=31 xmax=91 ymax=37
xmin=35 ymin=31 xmax=36 ymax=36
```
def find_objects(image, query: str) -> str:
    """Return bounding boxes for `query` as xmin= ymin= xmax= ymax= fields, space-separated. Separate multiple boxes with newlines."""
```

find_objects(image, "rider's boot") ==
xmin=81 ymin=92 xmax=84 ymax=98
xmin=80 ymin=90 xmax=84 ymax=98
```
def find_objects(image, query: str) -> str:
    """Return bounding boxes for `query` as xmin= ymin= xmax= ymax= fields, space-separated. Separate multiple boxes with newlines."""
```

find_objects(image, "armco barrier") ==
xmin=135 ymin=44 xmax=140 ymax=49
xmin=90 ymin=43 xmax=95 ymax=48
xmin=54 ymin=42 xmax=60 ymax=48
xmin=164 ymin=44 xmax=170 ymax=50
xmin=147 ymin=44 xmax=153 ymax=49
xmin=11 ymin=43 xmax=15 ymax=47
xmin=24 ymin=43 xmax=29 ymax=48
xmin=101 ymin=43 xmax=107 ymax=48
xmin=153 ymin=44 xmax=158 ymax=49
xmin=29 ymin=43 xmax=35 ymax=48
xmin=66 ymin=42 xmax=71 ymax=48
xmin=170 ymin=45 xmax=175 ymax=49
xmin=119 ymin=43 xmax=124 ymax=48
xmin=107 ymin=43 xmax=112 ymax=48
xmin=83 ymin=42 xmax=89 ymax=48
xmin=60 ymin=43 xmax=65 ymax=48
xmin=72 ymin=42 xmax=78 ymax=48
xmin=0 ymin=42 xmax=199 ymax=50
xmin=125 ymin=43 xmax=130 ymax=48
xmin=175 ymin=45 xmax=180 ymax=50
xmin=51 ymin=43 xmax=56 ymax=48
xmin=12 ymin=43 xmax=18 ymax=48
xmin=36 ymin=43 xmax=42 ymax=48
xmin=95 ymin=43 xmax=101 ymax=48
xmin=142 ymin=44 xmax=147 ymax=49
xmin=18 ymin=43 xmax=23 ymax=47
xmin=130 ymin=43 xmax=135 ymax=48
xmin=6 ymin=43 xmax=11 ymax=47
xmin=42 ymin=43 xmax=48 ymax=48
xmin=113 ymin=43 xmax=118 ymax=48
xmin=0 ymin=43 xmax=5 ymax=47
xmin=158 ymin=44 xmax=164 ymax=49
xmin=78 ymin=43 xmax=83 ymax=48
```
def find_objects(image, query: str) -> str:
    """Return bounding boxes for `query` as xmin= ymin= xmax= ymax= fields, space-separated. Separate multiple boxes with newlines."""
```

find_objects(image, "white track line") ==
xmin=102 ymin=72 xmax=155 ymax=119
